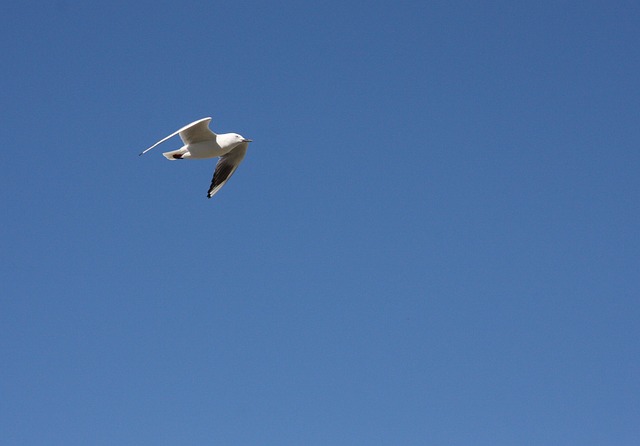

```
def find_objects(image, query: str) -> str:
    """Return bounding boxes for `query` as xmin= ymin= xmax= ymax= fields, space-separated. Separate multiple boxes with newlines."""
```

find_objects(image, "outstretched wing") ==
xmin=139 ymin=117 xmax=215 ymax=156
xmin=207 ymin=143 xmax=248 ymax=199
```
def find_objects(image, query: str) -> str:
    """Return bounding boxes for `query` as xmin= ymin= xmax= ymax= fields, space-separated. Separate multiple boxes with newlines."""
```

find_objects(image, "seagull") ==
xmin=139 ymin=117 xmax=252 ymax=199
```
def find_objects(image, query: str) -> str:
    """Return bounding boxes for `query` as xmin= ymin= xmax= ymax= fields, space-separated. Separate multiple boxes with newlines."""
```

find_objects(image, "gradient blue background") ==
xmin=1 ymin=1 xmax=639 ymax=444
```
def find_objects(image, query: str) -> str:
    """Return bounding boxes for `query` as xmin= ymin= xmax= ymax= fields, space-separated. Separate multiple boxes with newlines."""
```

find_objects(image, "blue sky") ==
xmin=1 ymin=1 xmax=639 ymax=444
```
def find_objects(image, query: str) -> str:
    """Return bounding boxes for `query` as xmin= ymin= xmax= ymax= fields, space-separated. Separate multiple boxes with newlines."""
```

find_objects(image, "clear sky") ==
xmin=1 ymin=1 xmax=638 ymax=445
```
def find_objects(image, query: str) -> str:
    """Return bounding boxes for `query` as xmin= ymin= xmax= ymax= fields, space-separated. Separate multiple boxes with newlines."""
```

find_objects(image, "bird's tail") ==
xmin=162 ymin=148 xmax=188 ymax=160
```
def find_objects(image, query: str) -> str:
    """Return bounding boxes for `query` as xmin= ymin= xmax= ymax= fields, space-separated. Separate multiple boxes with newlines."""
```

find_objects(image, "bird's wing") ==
xmin=139 ymin=117 xmax=215 ymax=156
xmin=207 ymin=143 xmax=248 ymax=199
xmin=178 ymin=117 xmax=216 ymax=145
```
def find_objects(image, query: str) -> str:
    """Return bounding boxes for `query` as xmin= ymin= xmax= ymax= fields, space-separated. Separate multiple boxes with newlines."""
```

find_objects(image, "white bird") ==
xmin=139 ymin=117 xmax=252 ymax=199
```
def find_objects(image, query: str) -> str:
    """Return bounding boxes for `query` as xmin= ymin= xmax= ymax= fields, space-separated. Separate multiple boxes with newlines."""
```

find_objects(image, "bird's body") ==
xmin=161 ymin=132 xmax=245 ymax=160
xmin=139 ymin=117 xmax=252 ymax=198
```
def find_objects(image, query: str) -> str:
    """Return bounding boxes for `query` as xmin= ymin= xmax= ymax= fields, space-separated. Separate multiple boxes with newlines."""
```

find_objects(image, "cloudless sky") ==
xmin=1 ymin=1 xmax=639 ymax=444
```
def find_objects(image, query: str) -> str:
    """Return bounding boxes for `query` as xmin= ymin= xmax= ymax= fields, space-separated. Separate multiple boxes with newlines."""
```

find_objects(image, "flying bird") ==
xmin=139 ymin=117 xmax=252 ymax=199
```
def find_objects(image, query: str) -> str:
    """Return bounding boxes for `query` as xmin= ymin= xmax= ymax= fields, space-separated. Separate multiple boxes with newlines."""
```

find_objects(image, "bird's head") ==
xmin=233 ymin=133 xmax=252 ymax=144
xmin=218 ymin=133 xmax=253 ymax=151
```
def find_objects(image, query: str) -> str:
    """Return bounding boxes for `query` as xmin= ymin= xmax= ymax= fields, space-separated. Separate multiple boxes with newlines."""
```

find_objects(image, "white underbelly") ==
xmin=185 ymin=141 xmax=228 ymax=159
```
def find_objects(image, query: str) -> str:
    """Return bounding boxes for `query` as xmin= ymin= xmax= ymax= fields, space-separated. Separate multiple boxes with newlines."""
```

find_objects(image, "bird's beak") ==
xmin=243 ymin=138 xmax=253 ymax=143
